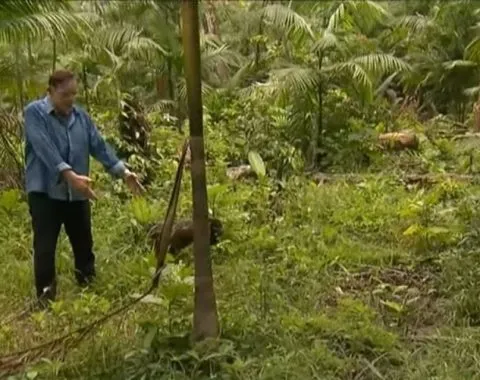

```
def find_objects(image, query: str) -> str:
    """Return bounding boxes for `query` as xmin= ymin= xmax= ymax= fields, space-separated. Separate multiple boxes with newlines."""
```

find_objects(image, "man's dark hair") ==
xmin=48 ymin=69 xmax=75 ymax=88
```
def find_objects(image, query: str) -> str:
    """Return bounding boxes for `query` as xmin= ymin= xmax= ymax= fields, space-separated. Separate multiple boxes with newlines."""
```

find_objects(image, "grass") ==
xmin=2 ymin=156 xmax=480 ymax=379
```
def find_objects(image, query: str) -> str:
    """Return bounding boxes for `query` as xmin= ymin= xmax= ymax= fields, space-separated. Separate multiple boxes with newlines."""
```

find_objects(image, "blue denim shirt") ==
xmin=24 ymin=96 xmax=126 ymax=201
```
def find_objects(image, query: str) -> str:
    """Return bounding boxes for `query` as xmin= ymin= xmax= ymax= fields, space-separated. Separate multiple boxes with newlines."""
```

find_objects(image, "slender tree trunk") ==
xmin=14 ymin=43 xmax=24 ymax=111
xmin=202 ymin=0 xmax=219 ymax=36
xmin=52 ymin=37 xmax=57 ymax=73
xmin=473 ymin=97 xmax=480 ymax=132
xmin=254 ymin=0 xmax=268 ymax=69
xmin=202 ymin=0 xmax=228 ymax=81
xmin=459 ymin=101 xmax=465 ymax=124
xmin=27 ymin=36 xmax=33 ymax=66
xmin=181 ymin=0 xmax=219 ymax=341
xmin=167 ymin=58 xmax=175 ymax=101
xmin=82 ymin=64 xmax=90 ymax=113
xmin=309 ymin=53 xmax=323 ymax=169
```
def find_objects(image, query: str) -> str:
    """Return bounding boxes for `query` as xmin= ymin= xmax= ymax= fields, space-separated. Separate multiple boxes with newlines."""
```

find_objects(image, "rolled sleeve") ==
xmin=108 ymin=160 xmax=127 ymax=177
xmin=57 ymin=162 xmax=72 ymax=172
xmin=86 ymin=114 xmax=126 ymax=178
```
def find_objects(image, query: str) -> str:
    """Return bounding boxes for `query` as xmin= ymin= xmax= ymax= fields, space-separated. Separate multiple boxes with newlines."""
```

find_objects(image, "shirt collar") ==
xmin=43 ymin=95 xmax=78 ymax=115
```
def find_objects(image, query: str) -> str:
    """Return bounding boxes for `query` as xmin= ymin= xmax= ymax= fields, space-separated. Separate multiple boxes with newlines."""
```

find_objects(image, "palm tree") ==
xmin=181 ymin=0 xmax=219 ymax=341
xmin=388 ymin=0 xmax=480 ymax=122
xmin=236 ymin=1 xmax=410 ymax=168
xmin=0 ymin=0 xmax=94 ymax=188
xmin=0 ymin=2 xmax=93 ymax=103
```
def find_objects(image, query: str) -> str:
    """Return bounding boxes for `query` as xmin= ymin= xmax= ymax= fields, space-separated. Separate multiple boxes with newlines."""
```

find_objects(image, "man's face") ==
xmin=49 ymin=78 xmax=78 ymax=115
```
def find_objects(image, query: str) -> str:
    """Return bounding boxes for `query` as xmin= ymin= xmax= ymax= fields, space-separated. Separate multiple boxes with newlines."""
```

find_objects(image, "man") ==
xmin=24 ymin=69 xmax=144 ymax=307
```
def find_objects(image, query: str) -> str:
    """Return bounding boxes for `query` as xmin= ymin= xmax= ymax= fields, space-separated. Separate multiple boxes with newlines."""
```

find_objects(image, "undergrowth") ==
xmin=2 ymin=100 xmax=480 ymax=379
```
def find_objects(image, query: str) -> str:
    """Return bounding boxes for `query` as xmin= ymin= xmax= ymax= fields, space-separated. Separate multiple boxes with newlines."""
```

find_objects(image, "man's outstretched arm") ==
xmin=85 ymin=113 xmax=127 ymax=178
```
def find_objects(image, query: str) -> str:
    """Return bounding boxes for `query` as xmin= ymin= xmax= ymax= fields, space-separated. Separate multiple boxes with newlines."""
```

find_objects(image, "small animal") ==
xmin=146 ymin=217 xmax=224 ymax=257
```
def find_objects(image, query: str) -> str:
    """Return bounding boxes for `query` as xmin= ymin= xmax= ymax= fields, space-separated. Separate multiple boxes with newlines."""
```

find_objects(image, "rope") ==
xmin=0 ymin=138 xmax=190 ymax=377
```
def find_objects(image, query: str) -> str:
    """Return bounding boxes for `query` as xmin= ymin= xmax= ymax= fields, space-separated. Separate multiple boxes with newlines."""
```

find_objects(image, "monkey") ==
xmin=145 ymin=217 xmax=224 ymax=259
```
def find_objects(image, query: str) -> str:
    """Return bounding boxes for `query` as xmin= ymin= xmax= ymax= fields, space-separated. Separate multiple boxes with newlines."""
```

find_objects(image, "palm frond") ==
xmin=325 ymin=61 xmax=373 ymax=98
xmin=145 ymin=100 xmax=177 ymax=115
xmin=177 ymin=78 xmax=214 ymax=107
xmin=226 ymin=62 xmax=255 ymax=89
xmin=261 ymin=3 xmax=314 ymax=38
xmin=348 ymin=0 xmax=390 ymax=31
xmin=465 ymin=37 xmax=480 ymax=63
xmin=374 ymin=71 xmax=399 ymax=98
xmin=0 ymin=1 xmax=92 ymax=44
xmin=96 ymin=25 xmax=143 ymax=54
xmin=202 ymin=43 xmax=243 ymax=70
xmin=327 ymin=2 xmax=350 ymax=32
xmin=351 ymin=54 xmax=411 ymax=76
xmin=123 ymin=36 xmax=169 ymax=62
xmin=464 ymin=85 xmax=480 ymax=97
xmin=313 ymin=29 xmax=341 ymax=53
xmin=395 ymin=14 xmax=432 ymax=34
xmin=443 ymin=60 xmax=477 ymax=70
xmin=267 ymin=66 xmax=319 ymax=96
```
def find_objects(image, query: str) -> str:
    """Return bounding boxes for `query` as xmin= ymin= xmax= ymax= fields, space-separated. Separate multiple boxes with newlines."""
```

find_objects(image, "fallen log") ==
xmin=452 ymin=133 xmax=480 ymax=140
xmin=310 ymin=172 xmax=480 ymax=187
xmin=378 ymin=130 xmax=419 ymax=150
xmin=226 ymin=164 xmax=255 ymax=180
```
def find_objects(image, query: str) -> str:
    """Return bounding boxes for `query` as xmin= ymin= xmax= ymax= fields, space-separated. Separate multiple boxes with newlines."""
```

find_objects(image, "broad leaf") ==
xmin=248 ymin=151 xmax=266 ymax=177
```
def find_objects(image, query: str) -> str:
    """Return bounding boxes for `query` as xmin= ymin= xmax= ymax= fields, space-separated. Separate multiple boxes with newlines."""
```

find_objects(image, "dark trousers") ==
xmin=28 ymin=192 xmax=96 ymax=300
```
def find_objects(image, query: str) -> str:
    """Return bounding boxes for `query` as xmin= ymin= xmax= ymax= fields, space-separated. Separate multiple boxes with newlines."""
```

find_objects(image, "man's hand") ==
xmin=62 ymin=170 xmax=97 ymax=200
xmin=123 ymin=169 xmax=145 ymax=195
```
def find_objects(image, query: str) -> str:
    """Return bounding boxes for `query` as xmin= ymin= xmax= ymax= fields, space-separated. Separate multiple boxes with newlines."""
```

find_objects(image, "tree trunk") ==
xmin=167 ymin=58 xmax=175 ymax=101
xmin=254 ymin=0 xmax=268 ymax=69
xmin=27 ymin=36 xmax=33 ymax=66
xmin=474 ymin=97 xmax=480 ymax=132
xmin=202 ymin=0 xmax=219 ymax=35
xmin=155 ymin=71 xmax=169 ymax=99
xmin=52 ymin=37 xmax=57 ymax=73
xmin=14 ymin=43 xmax=24 ymax=111
xmin=82 ymin=64 xmax=91 ymax=113
xmin=202 ymin=0 xmax=228 ymax=81
xmin=181 ymin=0 xmax=220 ymax=342
xmin=309 ymin=53 xmax=323 ymax=169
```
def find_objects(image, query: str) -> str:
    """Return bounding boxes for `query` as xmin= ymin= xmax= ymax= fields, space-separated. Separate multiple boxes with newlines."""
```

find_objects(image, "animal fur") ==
xmin=146 ymin=217 xmax=223 ymax=257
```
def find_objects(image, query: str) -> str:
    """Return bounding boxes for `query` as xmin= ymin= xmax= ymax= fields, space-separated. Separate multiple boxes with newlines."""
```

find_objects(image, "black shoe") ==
xmin=36 ymin=284 xmax=56 ymax=308
xmin=76 ymin=272 xmax=96 ymax=288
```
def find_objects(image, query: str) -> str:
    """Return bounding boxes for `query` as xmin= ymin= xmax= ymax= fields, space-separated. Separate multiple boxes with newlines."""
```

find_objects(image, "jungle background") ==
xmin=2 ymin=1 xmax=480 ymax=379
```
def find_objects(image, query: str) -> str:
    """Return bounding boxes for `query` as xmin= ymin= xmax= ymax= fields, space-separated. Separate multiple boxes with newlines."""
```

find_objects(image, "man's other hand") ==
xmin=123 ymin=169 xmax=145 ymax=196
xmin=62 ymin=170 xmax=97 ymax=200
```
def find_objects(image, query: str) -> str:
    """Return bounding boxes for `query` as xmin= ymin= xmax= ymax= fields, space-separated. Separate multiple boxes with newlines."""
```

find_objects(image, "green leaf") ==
xmin=426 ymin=226 xmax=449 ymax=235
xmin=26 ymin=372 xmax=38 ymax=380
xmin=143 ymin=325 xmax=157 ymax=349
xmin=380 ymin=300 xmax=404 ymax=313
xmin=248 ymin=151 xmax=266 ymax=177
xmin=465 ymin=37 xmax=480 ymax=63
xmin=443 ymin=60 xmax=477 ymax=70
xmin=403 ymin=223 xmax=422 ymax=236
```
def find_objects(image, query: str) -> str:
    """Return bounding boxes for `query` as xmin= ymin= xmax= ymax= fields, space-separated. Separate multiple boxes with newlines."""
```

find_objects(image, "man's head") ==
xmin=47 ymin=69 xmax=78 ymax=116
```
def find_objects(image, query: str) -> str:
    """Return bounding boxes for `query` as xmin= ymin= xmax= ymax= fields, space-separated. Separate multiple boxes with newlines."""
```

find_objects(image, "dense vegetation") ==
xmin=3 ymin=1 xmax=480 ymax=378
